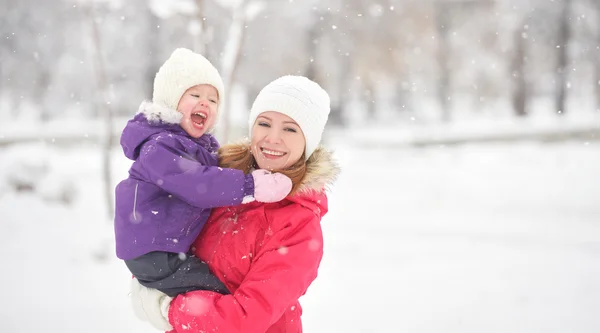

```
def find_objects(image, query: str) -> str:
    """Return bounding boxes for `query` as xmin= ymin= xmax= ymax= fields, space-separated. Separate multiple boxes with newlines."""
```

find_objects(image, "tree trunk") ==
xmin=331 ymin=53 xmax=351 ymax=126
xmin=595 ymin=54 xmax=600 ymax=113
xmin=395 ymin=81 xmax=413 ymax=116
xmin=304 ymin=11 xmax=323 ymax=81
xmin=87 ymin=5 xmax=114 ymax=221
xmin=555 ymin=0 xmax=572 ymax=115
xmin=220 ymin=0 xmax=249 ymax=142
xmin=594 ymin=2 xmax=600 ymax=113
xmin=145 ymin=4 xmax=160 ymax=99
xmin=194 ymin=0 xmax=207 ymax=55
xmin=364 ymin=79 xmax=376 ymax=121
xmin=36 ymin=70 xmax=51 ymax=121
xmin=435 ymin=4 xmax=451 ymax=123
xmin=511 ymin=22 xmax=528 ymax=116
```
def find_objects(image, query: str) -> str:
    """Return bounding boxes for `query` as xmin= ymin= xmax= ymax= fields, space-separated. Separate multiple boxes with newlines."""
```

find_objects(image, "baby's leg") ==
xmin=125 ymin=251 xmax=173 ymax=284
xmin=125 ymin=251 xmax=229 ymax=297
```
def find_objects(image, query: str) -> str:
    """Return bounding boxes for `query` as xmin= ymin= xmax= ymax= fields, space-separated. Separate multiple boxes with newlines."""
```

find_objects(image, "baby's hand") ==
xmin=252 ymin=170 xmax=293 ymax=203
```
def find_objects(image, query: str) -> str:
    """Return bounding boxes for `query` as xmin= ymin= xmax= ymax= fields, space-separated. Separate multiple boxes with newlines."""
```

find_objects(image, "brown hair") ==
xmin=218 ymin=143 xmax=307 ymax=195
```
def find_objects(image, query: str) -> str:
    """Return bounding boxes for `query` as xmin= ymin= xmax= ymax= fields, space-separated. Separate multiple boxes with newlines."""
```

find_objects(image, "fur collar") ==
xmin=295 ymin=145 xmax=340 ymax=194
xmin=225 ymin=141 xmax=340 ymax=195
xmin=138 ymin=101 xmax=182 ymax=124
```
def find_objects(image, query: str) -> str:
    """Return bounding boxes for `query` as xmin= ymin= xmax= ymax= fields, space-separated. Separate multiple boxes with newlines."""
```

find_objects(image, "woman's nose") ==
xmin=265 ymin=131 xmax=282 ymax=143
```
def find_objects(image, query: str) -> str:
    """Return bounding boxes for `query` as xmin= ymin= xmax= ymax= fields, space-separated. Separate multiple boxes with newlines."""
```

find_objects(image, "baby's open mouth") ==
xmin=191 ymin=112 xmax=207 ymax=127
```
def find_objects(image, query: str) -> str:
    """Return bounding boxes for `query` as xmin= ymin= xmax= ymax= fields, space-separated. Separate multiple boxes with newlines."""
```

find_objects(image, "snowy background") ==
xmin=2 ymin=0 xmax=600 ymax=332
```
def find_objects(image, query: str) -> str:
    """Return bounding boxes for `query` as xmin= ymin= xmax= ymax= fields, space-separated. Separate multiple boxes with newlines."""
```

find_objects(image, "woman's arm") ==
xmin=168 ymin=212 xmax=324 ymax=333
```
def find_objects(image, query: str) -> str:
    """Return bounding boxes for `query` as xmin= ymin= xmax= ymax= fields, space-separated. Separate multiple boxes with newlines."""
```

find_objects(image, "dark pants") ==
xmin=125 ymin=251 xmax=230 ymax=297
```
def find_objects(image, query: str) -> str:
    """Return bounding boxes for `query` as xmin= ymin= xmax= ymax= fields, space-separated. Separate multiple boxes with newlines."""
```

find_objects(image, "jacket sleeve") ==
xmin=167 ymin=210 xmax=324 ymax=333
xmin=138 ymin=135 xmax=254 ymax=208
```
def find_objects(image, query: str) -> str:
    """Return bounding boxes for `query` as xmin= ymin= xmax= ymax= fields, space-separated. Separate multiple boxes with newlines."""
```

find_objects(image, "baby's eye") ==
xmin=284 ymin=127 xmax=297 ymax=133
xmin=191 ymin=94 xmax=200 ymax=98
xmin=209 ymin=99 xmax=217 ymax=104
xmin=258 ymin=122 xmax=270 ymax=127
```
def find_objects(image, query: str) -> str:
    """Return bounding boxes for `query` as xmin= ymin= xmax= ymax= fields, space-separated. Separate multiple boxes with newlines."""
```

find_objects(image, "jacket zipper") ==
xmin=132 ymin=182 xmax=139 ymax=221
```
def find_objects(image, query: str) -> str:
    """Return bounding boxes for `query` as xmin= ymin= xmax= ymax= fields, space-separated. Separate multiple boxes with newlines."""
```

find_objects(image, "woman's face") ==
xmin=250 ymin=111 xmax=305 ymax=171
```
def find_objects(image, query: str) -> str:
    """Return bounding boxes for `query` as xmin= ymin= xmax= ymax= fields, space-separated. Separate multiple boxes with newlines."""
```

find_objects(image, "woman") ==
xmin=131 ymin=75 xmax=340 ymax=333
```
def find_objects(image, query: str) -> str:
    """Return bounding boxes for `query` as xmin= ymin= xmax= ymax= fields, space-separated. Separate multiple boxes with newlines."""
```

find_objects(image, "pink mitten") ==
xmin=252 ymin=170 xmax=293 ymax=203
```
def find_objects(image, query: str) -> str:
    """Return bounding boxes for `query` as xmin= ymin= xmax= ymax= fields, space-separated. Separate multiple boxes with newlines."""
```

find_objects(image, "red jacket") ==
xmin=167 ymin=146 xmax=339 ymax=333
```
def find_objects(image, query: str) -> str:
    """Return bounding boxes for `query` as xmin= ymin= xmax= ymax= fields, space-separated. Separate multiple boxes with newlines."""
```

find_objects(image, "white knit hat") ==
xmin=248 ymin=75 xmax=330 ymax=160
xmin=152 ymin=48 xmax=225 ymax=112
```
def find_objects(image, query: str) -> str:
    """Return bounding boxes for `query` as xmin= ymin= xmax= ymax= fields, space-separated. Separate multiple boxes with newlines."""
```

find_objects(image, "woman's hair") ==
xmin=218 ymin=143 xmax=307 ymax=195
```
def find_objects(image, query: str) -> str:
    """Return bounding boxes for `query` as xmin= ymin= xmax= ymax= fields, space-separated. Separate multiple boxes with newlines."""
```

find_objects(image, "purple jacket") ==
xmin=114 ymin=102 xmax=255 ymax=260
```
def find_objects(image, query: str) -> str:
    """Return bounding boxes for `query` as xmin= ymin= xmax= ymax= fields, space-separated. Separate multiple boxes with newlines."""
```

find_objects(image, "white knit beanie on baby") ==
xmin=152 ymin=48 xmax=225 ymax=112
xmin=248 ymin=75 xmax=331 ymax=160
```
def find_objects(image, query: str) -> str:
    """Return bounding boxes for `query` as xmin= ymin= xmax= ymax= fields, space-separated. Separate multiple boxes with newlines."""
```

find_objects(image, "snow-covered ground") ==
xmin=1 ymin=139 xmax=599 ymax=332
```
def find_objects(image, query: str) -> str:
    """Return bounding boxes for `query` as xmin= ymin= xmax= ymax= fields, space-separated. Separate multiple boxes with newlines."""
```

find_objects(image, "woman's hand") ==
xmin=130 ymin=278 xmax=174 ymax=331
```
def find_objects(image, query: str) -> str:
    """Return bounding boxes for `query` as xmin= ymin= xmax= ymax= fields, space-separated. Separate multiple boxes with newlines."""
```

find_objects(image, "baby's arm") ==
xmin=138 ymin=135 xmax=254 ymax=208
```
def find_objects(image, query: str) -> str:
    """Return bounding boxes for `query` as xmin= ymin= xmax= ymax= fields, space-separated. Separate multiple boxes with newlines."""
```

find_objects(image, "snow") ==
xmin=346 ymin=109 xmax=600 ymax=148
xmin=302 ymin=140 xmax=600 ymax=333
xmin=1 ymin=137 xmax=599 ymax=332
xmin=148 ymin=0 xmax=198 ymax=19
xmin=213 ymin=0 xmax=245 ymax=10
xmin=245 ymin=1 xmax=266 ymax=20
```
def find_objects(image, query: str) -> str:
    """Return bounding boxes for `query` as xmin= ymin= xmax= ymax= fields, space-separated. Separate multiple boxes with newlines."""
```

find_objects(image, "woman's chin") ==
xmin=256 ymin=160 xmax=282 ymax=171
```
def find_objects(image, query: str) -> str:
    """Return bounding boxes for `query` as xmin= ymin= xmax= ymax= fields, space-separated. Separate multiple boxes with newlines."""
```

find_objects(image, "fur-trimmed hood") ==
xmin=138 ymin=100 xmax=182 ymax=125
xmin=223 ymin=140 xmax=339 ymax=218
xmin=223 ymin=140 xmax=340 ymax=195
xmin=295 ymin=145 xmax=340 ymax=195
xmin=120 ymin=101 xmax=218 ymax=160
xmin=288 ymin=144 xmax=339 ymax=217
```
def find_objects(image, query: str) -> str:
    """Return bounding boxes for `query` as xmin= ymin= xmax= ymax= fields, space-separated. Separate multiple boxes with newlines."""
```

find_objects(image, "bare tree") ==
xmin=434 ymin=3 xmax=452 ymax=122
xmin=303 ymin=11 xmax=323 ymax=81
xmin=145 ymin=5 xmax=160 ymax=98
xmin=511 ymin=21 xmax=528 ymax=116
xmin=0 ymin=0 xmax=14 ymax=115
xmin=193 ymin=0 xmax=209 ymax=55
xmin=219 ymin=0 xmax=265 ymax=142
xmin=305 ymin=8 xmax=348 ymax=125
xmin=330 ymin=45 xmax=351 ymax=126
xmin=85 ymin=4 xmax=114 ymax=220
xmin=555 ymin=0 xmax=573 ymax=115
xmin=220 ymin=0 xmax=249 ymax=142
xmin=433 ymin=0 xmax=495 ymax=122
xmin=596 ymin=34 xmax=600 ymax=113
xmin=590 ymin=0 xmax=600 ymax=112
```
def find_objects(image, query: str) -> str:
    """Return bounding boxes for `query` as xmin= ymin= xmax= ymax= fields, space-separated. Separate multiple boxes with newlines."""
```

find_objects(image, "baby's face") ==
xmin=177 ymin=84 xmax=219 ymax=138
